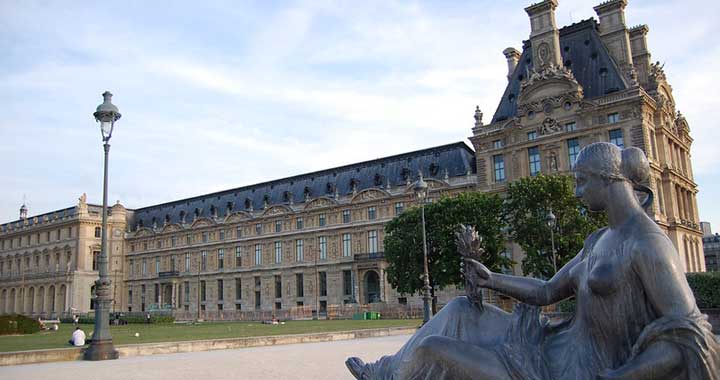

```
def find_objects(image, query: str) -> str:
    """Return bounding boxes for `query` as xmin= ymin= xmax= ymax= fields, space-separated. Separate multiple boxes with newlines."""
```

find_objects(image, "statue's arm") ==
xmin=485 ymin=252 xmax=580 ymax=306
xmin=631 ymin=234 xmax=695 ymax=316
xmin=599 ymin=234 xmax=693 ymax=380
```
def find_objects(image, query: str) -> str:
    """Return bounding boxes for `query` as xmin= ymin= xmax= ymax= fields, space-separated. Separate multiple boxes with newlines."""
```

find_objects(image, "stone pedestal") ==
xmin=82 ymin=339 xmax=118 ymax=361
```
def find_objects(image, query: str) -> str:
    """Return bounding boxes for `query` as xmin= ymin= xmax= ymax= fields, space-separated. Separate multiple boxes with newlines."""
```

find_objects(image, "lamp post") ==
xmin=413 ymin=172 xmax=432 ymax=324
xmin=84 ymin=91 xmax=120 ymax=361
xmin=545 ymin=208 xmax=558 ymax=275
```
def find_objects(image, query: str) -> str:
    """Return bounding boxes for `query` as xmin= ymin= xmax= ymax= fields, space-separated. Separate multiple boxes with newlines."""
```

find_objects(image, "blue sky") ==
xmin=2 ymin=0 xmax=719 ymax=229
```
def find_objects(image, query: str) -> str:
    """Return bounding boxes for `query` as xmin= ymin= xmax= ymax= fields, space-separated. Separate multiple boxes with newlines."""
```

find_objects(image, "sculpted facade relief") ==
xmin=303 ymin=197 xmax=336 ymax=210
xmin=516 ymin=65 xmax=583 ymax=119
xmin=538 ymin=117 xmax=563 ymax=136
xmin=351 ymin=189 xmax=389 ymax=203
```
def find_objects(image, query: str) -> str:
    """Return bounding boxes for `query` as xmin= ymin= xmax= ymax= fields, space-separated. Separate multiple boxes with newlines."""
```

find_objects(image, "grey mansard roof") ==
xmin=492 ymin=18 xmax=628 ymax=123
xmin=129 ymin=141 xmax=476 ymax=229
xmin=1 ymin=205 xmax=104 ymax=234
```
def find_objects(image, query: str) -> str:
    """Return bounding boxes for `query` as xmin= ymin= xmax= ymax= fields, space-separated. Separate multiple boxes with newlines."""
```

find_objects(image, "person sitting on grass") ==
xmin=68 ymin=327 xmax=86 ymax=347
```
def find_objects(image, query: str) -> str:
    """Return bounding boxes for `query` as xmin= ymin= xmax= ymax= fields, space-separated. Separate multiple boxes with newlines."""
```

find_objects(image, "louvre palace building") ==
xmin=0 ymin=0 xmax=705 ymax=318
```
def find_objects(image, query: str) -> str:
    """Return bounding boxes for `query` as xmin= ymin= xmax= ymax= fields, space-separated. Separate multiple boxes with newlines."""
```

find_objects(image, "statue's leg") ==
xmin=345 ymin=297 xmax=511 ymax=379
xmin=398 ymin=335 xmax=513 ymax=380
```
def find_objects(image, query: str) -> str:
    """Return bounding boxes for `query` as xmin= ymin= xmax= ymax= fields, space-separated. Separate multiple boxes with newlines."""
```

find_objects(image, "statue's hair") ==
xmin=573 ymin=142 xmax=653 ymax=208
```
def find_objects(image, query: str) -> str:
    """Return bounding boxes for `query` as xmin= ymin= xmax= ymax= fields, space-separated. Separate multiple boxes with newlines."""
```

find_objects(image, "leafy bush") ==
xmin=78 ymin=316 xmax=95 ymax=324
xmin=0 ymin=314 xmax=41 ymax=335
xmin=59 ymin=315 xmax=95 ymax=324
xmin=686 ymin=272 xmax=720 ymax=309
xmin=556 ymin=297 xmax=576 ymax=313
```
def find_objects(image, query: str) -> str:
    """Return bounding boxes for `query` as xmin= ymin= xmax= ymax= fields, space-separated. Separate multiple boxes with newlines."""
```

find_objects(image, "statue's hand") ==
xmin=463 ymin=258 xmax=492 ymax=289
xmin=455 ymin=224 xmax=484 ymax=259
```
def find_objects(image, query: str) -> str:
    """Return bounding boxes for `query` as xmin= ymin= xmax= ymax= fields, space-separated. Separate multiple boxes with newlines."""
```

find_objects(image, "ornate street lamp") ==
xmin=545 ymin=208 xmax=558 ymax=275
xmin=84 ymin=92 xmax=120 ymax=361
xmin=413 ymin=172 xmax=432 ymax=324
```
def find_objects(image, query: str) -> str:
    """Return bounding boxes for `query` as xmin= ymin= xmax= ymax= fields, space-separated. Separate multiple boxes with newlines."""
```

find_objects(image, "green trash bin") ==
xmin=353 ymin=313 xmax=365 ymax=320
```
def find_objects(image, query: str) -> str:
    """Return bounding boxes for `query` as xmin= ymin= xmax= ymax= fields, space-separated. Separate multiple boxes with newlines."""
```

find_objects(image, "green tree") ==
xmin=383 ymin=192 xmax=512 ymax=303
xmin=504 ymin=174 xmax=606 ymax=278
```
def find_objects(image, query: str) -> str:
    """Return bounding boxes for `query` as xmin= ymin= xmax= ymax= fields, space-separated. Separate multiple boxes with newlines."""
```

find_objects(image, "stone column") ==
xmin=379 ymin=268 xmax=385 ymax=302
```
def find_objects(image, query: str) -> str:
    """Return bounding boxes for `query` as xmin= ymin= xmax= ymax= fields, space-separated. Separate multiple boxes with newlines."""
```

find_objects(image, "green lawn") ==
xmin=0 ymin=319 xmax=421 ymax=353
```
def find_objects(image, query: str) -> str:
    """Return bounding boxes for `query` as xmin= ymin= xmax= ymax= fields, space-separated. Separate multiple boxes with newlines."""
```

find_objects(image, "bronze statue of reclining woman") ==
xmin=346 ymin=142 xmax=719 ymax=380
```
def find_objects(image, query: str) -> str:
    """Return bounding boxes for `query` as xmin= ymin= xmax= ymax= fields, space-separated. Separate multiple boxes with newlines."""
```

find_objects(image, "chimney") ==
xmin=503 ymin=47 xmax=521 ymax=81
xmin=594 ymin=0 xmax=634 ymax=68
xmin=524 ymin=0 xmax=562 ymax=70
xmin=629 ymin=24 xmax=650 ymax=87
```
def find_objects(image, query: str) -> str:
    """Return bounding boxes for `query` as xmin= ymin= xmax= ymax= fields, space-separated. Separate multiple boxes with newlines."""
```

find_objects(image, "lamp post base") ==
xmin=83 ymin=339 xmax=118 ymax=361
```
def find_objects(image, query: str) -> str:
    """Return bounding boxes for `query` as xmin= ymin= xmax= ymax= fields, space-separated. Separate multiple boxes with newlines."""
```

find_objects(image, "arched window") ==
xmin=90 ymin=285 xmax=96 ymax=310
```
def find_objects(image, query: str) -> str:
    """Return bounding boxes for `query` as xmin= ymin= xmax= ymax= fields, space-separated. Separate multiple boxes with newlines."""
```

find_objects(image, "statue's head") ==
xmin=573 ymin=142 xmax=651 ymax=211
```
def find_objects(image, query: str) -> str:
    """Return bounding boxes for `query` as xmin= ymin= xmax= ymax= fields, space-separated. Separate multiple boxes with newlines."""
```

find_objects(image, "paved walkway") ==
xmin=0 ymin=334 xmax=410 ymax=380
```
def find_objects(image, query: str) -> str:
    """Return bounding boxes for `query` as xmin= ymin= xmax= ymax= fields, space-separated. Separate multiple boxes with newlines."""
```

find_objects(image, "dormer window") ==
xmin=373 ymin=173 xmax=383 ymax=186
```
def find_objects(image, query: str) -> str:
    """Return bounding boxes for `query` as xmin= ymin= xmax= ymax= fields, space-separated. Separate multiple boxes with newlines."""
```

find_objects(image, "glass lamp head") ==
xmin=94 ymin=91 xmax=121 ymax=141
xmin=545 ymin=210 xmax=556 ymax=228
xmin=414 ymin=173 xmax=428 ymax=201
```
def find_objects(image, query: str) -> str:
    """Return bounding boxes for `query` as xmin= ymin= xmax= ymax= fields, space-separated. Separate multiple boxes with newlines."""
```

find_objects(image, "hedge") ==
xmin=686 ymin=272 xmax=720 ymax=309
xmin=0 ymin=314 xmax=41 ymax=335
xmin=120 ymin=315 xmax=175 ymax=324
xmin=63 ymin=314 xmax=175 ymax=324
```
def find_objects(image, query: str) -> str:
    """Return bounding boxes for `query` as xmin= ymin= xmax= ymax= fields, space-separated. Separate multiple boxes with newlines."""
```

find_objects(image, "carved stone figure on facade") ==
xmin=548 ymin=152 xmax=558 ymax=172
xmin=345 ymin=142 xmax=719 ymax=380
xmin=650 ymin=61 xmax=666 ymax=81
xmin=539 ymin=117 xmax=562 ymax=136
xmin=474 ymin=106 xmax=484 ymax=128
